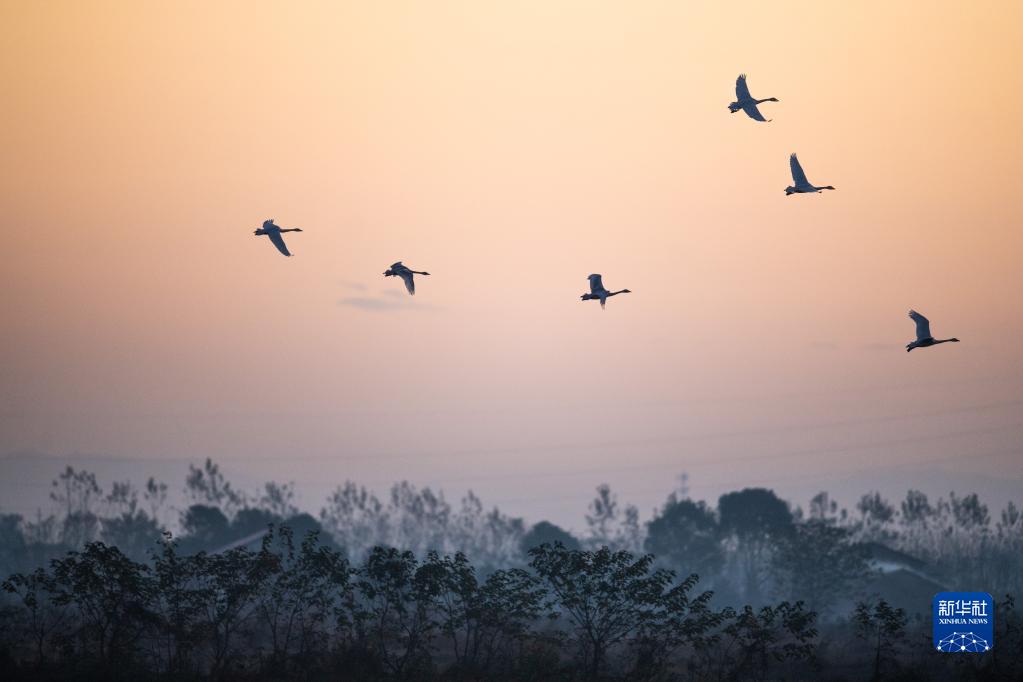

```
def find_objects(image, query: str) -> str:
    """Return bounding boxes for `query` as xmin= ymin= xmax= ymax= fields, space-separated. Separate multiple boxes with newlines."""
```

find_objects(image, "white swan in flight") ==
xmin=254 ymin=219 xmax=302 ymax=257
xmin=785 ymin=154 xmax=835 ymax=195
xmin=383 ymin=262 xmax=430 ymax=295
xmin=728 ymin=74 xmax=778 ymax=122
xmin=581 ymin=274 xmax=631 ymax=309
xmin=906 ymin=310 xmax=960 ymax=352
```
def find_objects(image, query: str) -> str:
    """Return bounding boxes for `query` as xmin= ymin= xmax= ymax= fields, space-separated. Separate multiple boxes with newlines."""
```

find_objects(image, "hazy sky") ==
xmin=2 ymin=1 xmax=1021 ymax=530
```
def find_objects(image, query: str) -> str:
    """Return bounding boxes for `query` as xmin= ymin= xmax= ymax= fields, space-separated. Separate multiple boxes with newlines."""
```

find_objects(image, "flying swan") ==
xmin=906 ymin=310 xmax=960 ymax=352
xmin=728 ymin=74 xmax=778 ymax=122
xmin=254 ymin=219 xmax=302 ymax=257
xmin=384 ymin=262 xmax=430 ymax=295
xmin=581 ymin=274 xmax=631 ymax=309
xmin=785 ymin=154 xmax=835 ymax=195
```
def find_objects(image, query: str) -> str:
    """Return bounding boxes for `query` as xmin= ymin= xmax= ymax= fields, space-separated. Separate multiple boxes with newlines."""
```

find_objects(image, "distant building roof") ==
xmin=862 ymin=568 xmax=946 ymax=615
xmin=857 ymin=541 xmax=927 ymax=573
xmin=210 ymin=528 xmax=268 ymax=554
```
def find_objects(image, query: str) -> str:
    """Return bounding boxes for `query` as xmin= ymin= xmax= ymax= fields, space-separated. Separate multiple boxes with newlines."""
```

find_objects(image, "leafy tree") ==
xmin=350 ymin=546 xmax=439 ymax=677
xmin=90 ymin=481 xmax=163 ymax=560
xmin=258 ymin=481 xmax=299 ymax=518
xmin=191 ymin=547 xmax=271 ymax=676
xmin=772 ymin=520 xmax=871 ymax=614
xmin=645 ymin=495 xmax=723 ymax=579
xmin=48 ymin=542 xmax=153 ymax=670
xmin=718 ymin=488 xmax=793 ymax=538
xmin=252 ymin=525 xmax=351 ymax=676
xmin=450 ymin=491 xmax=526 ymax=568
xmin=50 ymin=467 xmax=103 ymax=547
xmin=388 ymin=482 xmax=451 ymax=557
xmin=949 ymin=492 xmax=990 ymax=529
xmin=899 ymin=489 xmax=933 ymax=524
xmin=521 ymin=521 xmax=581 ymax=554
xmin=699 ymin=601 xmax=817 ymax=682
xmin=320 ymin=481 xmax=389 ymax=561
xmin=321 ymin=483 xmax=525 ymax=566
xmin=1000 ymin=501 xmax=1021 ymax=529
xmin=179 ymin=505 xmax=230 ymax=551
xmin=585 ymin=484 xmax=642 ymax=552
xmin=230 ymin=507 xmax=281 ymax=537
xmin=184 ymin=458 xmax=246 ymax=517
xmin=2 ymin=567 xmax=69 ymax=668
xmin=991 ymin=595 xmax=1023 ymax=676
xmin=529 ymin=542 xmax=694 ymax=678
xmin=472 ymin=564 xmax=549 ymax=671
xmin=808 ymin=491 xmax=846 ymax=524
xmin=143 ymin=477 xmax=169 ymax=524
xmin=0 ymin=514 xmax=27 ymax=576
xmin=718 ymin=488 xmax=793 ymax=603
xmin=853 ymin=599 xmax=907 ymax=682
xmin=49 ymin=467 xmax=102 ymax=520
xmin=854 ymin=492 xmax=896 ymax=542
xmin=626 ymin=573 xmax=725 ymax=680
xmin=100 ymin=510 xmax=163 ymax=561
xmin=421 ymin=551 xmax=547 ymax=675
xmin=148 ymin=535 xmax=209 ymax=675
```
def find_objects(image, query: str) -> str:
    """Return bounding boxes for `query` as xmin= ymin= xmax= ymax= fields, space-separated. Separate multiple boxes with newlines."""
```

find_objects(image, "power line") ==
xmin=487 ymin=445 xmax=1023 ymax=509
xmin=407 ymin=418 xmax=1023 ymax=487
xmin=206 ymin=396 xmax=1023 ymax=464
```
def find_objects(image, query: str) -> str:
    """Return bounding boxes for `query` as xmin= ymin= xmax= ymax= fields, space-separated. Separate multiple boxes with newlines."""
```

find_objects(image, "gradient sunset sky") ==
xmin=2 ymin=1 xmax=1021 ymax=528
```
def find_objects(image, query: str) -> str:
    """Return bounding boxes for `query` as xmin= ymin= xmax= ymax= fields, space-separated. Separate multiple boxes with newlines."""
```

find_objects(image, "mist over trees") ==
xmin=1 ymin=459 xmax=1022 ymax=679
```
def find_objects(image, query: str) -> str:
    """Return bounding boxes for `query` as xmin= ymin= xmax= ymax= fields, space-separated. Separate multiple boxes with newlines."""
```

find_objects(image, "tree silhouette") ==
xmin=2 ymin=567 xmax=68 ymax=669
xmin=853 ymin=599 xmax=907 ymax=682
xmin=48 ymin=542 xmax=152 ymax=672
xmin=772 ymin=520 xmax=871 ymax=613
xmin=529 ymin=542 xmax=712 ymax=678
xmin=191 ymin=547 xmax=270 ymax=676
xmin=718 ymin=488 xmax=793 ymax=603
xmin=707 ymin=601 xmax=817 ymax=682
xmin=645 ymin=495 xmax=723 ymax=580
xmin=350 ymin=546 xmax=439 ymax=677
xmin=148 ymin=535 xmax=208 ymax=676
xmin=585 ymin=484 xmax=642 ymax=552
xmin=521 ymin=521 xmax=581 ymax=553
xmin=253 ymin=525 xmax=350 ymax=676
xmin=5 ymin=466 xmax=1023 ymax=679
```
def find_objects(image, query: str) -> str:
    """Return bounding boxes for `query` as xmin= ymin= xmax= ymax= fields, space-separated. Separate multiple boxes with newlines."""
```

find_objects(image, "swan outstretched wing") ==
xmin=266 ymin=229 xmax=292 ymax=257
xmin=588 ymin=274 xmax=605 ymax=295
xmin=909 ymin=310 xmax=932 ymax=341
xmin=390 ymin=261 xmax=404 ymax=270
xmin=736 ymin=74 xmax=752 ymax=101
xmin=399 ymin=270 xmax=416 ymax=295
xmin=790 ymin=154 xmax=810 ymax=187
xmin=743 ymin=102 xmax=768 ymax=121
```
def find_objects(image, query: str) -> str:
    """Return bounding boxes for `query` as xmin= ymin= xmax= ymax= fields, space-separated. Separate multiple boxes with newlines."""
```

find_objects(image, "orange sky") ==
xmin=2 ymin=2 xmax=1021 ymax=527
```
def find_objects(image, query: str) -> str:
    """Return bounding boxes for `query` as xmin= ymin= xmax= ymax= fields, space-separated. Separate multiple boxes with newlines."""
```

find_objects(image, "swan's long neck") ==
xmin=608 ymin=289 xmax=629 ymax=296
xmin=934 ymin=338 xmax=960 ymax=344
xmin=756 ymin=97 xmax=778 ymax=104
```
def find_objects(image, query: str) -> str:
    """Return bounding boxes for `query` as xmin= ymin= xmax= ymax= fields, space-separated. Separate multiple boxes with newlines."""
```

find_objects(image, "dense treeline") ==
xmin=5 ymin=462 xmax=1022 ymax=605
xmin=1 ymin=533 xmax=1021 ymax=680
xmin=1 ymin=461 xmax=1022 ymax=678
xmin=0 ymin=532 xmax=795 ymax=680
